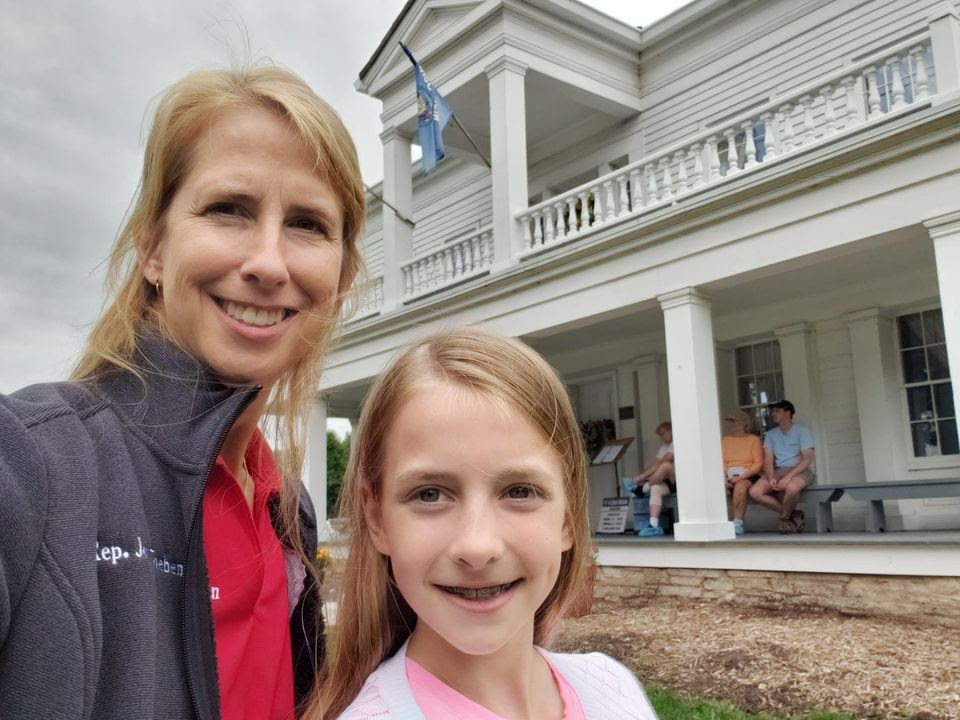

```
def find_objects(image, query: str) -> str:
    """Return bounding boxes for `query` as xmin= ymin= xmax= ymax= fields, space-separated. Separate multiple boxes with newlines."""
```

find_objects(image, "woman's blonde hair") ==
xmin=71 ymin=64 xmax=365 ymax=694
xmin=314 ymin=327 xmax=592 ymax=718
xmin=726 ymin=408 xmax=754 ymax=434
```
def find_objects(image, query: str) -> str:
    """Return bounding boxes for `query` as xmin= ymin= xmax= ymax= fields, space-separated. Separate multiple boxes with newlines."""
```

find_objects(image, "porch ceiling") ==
xmin=522 ymin=226 xmax=934 ymax=357
xmin=395 ymin=69 xmax=634 ymax=166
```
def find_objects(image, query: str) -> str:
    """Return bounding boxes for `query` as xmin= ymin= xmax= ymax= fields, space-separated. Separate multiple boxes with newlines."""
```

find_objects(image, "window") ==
xmin=897 ymin=309 xmax=958 ymax=457
xmin=734 ymin=339 xmax=784 ymax=433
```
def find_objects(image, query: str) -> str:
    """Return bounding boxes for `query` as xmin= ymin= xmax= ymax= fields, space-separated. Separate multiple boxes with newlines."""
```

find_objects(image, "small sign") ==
xmin=590 ymin=437 xmax=634 ymax=465
xmin=597 ymin=497 xmax=630 ymax=534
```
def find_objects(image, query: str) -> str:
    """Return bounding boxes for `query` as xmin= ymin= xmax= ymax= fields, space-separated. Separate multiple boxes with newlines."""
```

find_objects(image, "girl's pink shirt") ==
xmin=406 ymin=653 xmax=586 ymax=720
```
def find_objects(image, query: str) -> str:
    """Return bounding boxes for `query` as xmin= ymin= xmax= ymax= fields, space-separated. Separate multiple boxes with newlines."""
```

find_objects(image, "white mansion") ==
xmin=306 ymin=0 xmax=960 ymax=587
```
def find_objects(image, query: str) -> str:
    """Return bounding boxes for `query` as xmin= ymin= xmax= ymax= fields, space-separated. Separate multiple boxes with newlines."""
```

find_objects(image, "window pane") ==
xmin=939 ymin=419 xmax=959 ymax=455
xmin=902 ymin=349 xmax=928 ymax=383
xmin=756 ymin=373 xmax=777 ymax=405
xmin=735 ymin=346 xmax=753 ymax=375
xmin=898 ymin=313 xmax=924 ymax=349
xmin=907 ymin=386 xmax=934 ymax=421
xmin=911 ymin=422 xmax=939 ymax=457
xmin=754 ymin=343 xmax=775 ymax=373
xmin=772 ymin=341 xmax=782 ymax=370
xmin=928 ymin=345 xmax=950 ymax=381
xmin=933 ymin=382 xmax=955 ymax=419
xmin=923 ymin=309 xmax=945 ymax=344
xmin=774 ymin=373 xmax=784 ymax=402
xmin=738 ymin=377 xmax=757 ymax=406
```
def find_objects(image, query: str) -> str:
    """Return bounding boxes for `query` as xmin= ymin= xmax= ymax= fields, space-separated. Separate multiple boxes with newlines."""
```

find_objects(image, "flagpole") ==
xmin=450 ymin=113 xmax=492 ymax=169
xmin=364 ymin=183 xmax=416 ymax=229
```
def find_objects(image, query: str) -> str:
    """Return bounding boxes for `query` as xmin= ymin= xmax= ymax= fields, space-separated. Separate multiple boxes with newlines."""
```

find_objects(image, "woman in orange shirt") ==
xmin=722 ymin=409 xmax=764 ymax=535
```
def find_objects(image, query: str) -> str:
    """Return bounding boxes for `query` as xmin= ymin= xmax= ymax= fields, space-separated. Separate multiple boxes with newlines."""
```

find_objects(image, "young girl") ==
xmin=315 ymin=328 xmax=658 ymax=719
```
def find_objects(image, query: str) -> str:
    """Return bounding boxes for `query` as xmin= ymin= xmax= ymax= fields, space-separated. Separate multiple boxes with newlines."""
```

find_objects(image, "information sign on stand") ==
xmin=597 ymin=497 xmax=630 ymax=534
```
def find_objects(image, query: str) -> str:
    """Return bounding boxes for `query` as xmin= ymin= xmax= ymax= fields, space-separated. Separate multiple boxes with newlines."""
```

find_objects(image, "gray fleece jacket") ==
xmin=0 ymin=335 xmax=324 ymax=719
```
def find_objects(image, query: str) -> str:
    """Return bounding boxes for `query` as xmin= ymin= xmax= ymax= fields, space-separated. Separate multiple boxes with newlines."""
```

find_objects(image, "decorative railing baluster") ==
xmin=822 ymin=84 xmax=838 ymax=137
xmin=865 ymin=66 xmax=882 ymax=119
xmin=706 ymin=136 xmax=720 ymax=182
xmin=544 ymin=205 xmax=555 ymax=244
xmin=603 ymin=180 xmax=616 ymax=222
xmin=690 ymin=143 xmax=705 ymax=187
xmin=533 ymin=210 xmax=543 ymax=246
xmin=799 ymin=94 xmax=815 ymax=146
xmin=911 ymin=46 xmax=930 ymax=101
xmin=723 ymin=128 xmax=739 ymax=175
xmin=743 ymin=121 xmax=757 ymax=169
xmin=659 ymin=158 xmax=674 ymax=201
xmin=645 ymin=165 xmax=659 ymax=203
xmin=889 ymin=55 xmax=907 ymax=110
xmin=566 ymin=196 xmax=578 ymax=234
xmin=618 ymin=176 xmax=630 ymax=217
xmin=630 ymin=168 xmax=643 ymax=211
xmin=674 ymin=151 xmax=689 ymax=192
xmin=554 ymin=202 xmax=565 ymax=242
xmin=760 ymin=112 xmax=777 ymax=159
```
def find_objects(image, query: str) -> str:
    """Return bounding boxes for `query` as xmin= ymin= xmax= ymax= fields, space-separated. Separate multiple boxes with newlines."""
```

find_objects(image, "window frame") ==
xmin=732 ymin=337 xmax=784 ymax=436
xmin=895 ymin=305 xmax=960 ymax=470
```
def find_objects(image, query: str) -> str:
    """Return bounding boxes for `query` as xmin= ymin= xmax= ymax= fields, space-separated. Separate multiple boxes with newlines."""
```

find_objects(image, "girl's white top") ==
xmin=335 ymin=639 xmax=659 ymax=719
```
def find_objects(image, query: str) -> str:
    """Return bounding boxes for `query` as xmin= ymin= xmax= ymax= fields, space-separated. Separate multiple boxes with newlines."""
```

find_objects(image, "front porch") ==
xmin=595 ymin=530 xmax=960 ymax=576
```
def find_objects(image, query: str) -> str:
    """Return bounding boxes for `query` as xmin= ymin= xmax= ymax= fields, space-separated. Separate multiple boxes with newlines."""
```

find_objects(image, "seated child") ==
xmin=313 ymin=328 xmax=658 ymax=719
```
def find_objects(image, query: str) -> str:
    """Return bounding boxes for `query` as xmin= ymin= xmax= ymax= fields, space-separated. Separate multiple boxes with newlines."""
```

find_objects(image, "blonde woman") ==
xmin=0 ymin=65 xmax=364 ymax=719
xmin=314 ymin=328 xmax=657 ymax=720
xmin=721 ymin=409 xmax=764 ymax=535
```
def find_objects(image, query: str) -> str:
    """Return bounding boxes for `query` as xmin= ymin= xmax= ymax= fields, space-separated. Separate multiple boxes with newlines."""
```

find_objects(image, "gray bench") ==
xmin=841 ymin=479 xmax=960 ymax=532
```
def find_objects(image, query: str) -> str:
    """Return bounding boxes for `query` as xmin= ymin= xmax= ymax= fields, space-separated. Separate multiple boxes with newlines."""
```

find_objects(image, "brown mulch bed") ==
xmin=553 ymin=597 xmax=960 ymax=720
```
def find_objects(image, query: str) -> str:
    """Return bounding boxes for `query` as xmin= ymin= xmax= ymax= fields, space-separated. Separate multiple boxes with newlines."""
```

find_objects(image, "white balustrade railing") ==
xmin=517 ymin=35 xmax=936 ymax=256
xmin=401 ymin=227 xmax=495 ymax=300
xmin=348 ymin=274 xmax=383 ymax=321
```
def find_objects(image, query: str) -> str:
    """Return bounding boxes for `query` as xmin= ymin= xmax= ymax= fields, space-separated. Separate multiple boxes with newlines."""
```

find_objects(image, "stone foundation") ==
xmin=595 ymin=566 xmax=960 ymax=627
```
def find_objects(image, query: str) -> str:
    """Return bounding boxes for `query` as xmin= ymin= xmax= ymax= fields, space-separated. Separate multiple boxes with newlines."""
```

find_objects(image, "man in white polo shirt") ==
xmin=749 ymin=400 xmax=815 ymax=534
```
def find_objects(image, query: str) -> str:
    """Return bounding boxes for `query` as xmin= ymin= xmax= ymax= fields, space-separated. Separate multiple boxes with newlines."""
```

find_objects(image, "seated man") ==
xmin=749 ymin=400 xmax=815 ymax=534
xmin=630 ymin=421 xmax=675 ymax=537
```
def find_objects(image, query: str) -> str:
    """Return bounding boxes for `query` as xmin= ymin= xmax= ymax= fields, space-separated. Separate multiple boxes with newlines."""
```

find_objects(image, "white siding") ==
xmin=358 ymin=209 xmax=384 ymax=277
xmin=411 ymin=162 xmax=492 ymax=258
xmin=814 ymin=319 xmax=866 ymax=485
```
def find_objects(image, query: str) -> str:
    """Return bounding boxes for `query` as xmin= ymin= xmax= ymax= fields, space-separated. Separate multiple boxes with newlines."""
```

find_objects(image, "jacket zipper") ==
xmin=180 ymin=386 xmax=260 ymax=720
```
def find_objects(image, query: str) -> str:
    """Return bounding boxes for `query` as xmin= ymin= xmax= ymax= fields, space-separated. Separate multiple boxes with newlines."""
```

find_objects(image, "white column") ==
xmin=615 ymin=364 xmax=640 ymax=479
xmin=633 ymin=354 xmax=667 ymax=467
xmin=925 ymin=211 xmax=960 ymax=421
xmin=929 ymin=2 xmax=960 ymax=98
xmin=306 ymin=397 xmax=329 ymax=525
xmin=486 ymin=57 xmax=528 ymax=271
xmin=774 ymin=322 xmax=826 ymax=480
xmin=381 ymin=128 xmax=413 ymax=311
xmin=845 ymin=309 xmax=902 ymax=484
xmin=658 ymin=288 xmax=734 ymax=541
xmin=715 ymin=344 xmax=737 ymax=419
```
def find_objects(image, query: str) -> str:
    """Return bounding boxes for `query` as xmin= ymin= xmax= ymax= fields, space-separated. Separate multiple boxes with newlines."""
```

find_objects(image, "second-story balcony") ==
xmin=350 ymin=2 xmax=959 ymax=325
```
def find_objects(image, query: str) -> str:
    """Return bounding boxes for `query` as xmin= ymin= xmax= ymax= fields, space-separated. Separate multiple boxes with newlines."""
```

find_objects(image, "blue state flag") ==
xmin=400 ymin=43 xmax=452 ymax=174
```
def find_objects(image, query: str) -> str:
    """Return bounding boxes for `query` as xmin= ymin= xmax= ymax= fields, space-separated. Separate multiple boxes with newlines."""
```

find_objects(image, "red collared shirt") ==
xmin=203 ymin=431 xmax=295 ymax=720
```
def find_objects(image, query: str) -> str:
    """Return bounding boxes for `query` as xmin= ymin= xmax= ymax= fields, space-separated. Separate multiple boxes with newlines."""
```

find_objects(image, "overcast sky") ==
xmin=0 ymin=0 xmax=690 ymax=394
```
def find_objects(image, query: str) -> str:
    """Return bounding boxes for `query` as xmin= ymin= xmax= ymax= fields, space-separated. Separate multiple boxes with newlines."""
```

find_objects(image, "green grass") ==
xmin=646 ymin=687 xmax=859 ymax=720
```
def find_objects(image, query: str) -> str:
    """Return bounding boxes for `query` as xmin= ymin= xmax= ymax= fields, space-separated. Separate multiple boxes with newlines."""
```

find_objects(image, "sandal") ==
xmin=791 ymin=509 xmax=806 ymax=533
xmin=778 ymin=517 xmax=796 ymax=534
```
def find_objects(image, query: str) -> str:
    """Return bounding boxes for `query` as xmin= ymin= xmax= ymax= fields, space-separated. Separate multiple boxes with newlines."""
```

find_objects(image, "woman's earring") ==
xmin=154 ymin=278 xmax=162 ymax=296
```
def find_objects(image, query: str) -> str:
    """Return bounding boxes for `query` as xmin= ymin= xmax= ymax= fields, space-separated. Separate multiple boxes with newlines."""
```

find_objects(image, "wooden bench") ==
xmin=840 ymin=479 xmax=960 ymax=532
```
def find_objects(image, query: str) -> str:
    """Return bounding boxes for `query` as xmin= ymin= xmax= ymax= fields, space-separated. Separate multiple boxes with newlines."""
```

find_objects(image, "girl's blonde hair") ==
xmin=70 ymin=64 xmax=365 ymax=697
xmin=315 ymin=327 xmax=592 ymax=718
